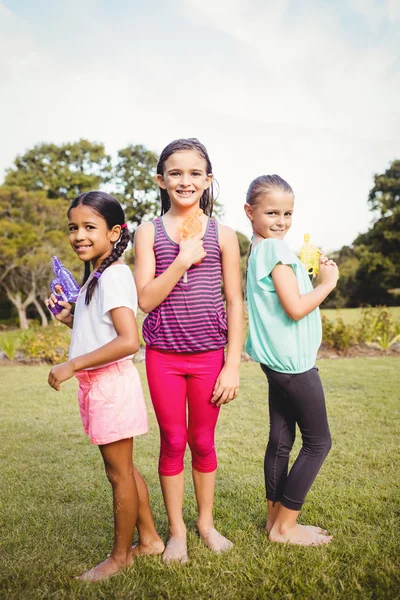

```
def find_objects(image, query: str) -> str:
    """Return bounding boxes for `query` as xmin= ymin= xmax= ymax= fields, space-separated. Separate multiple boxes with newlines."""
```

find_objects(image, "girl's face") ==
xmin=245 ymin=189 xmax=294 ymax=240
xmin=156 ymin=150 xmax=212 ymax=211
xmin=68 ymin=205 xmax=121 ymax=269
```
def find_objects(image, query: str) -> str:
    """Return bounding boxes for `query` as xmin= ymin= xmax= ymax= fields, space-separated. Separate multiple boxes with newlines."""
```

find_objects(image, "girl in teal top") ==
xmin=244 ymin=174 xmax=339 ymax=547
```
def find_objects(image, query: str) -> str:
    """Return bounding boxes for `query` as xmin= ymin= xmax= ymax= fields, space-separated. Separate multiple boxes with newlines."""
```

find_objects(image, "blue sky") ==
xmin=1 ymin=0 xmax=399 ymax=251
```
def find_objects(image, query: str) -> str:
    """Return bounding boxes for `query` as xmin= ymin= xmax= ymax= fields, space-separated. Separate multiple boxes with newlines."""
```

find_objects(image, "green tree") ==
xmin=113 ymin=144 xmax=160 ymax=228
xmin=0 ymin=187 xmax=76 ymax=328
xmin=323 ymin=160 xmax=400 ymax=307
xmin=4 ymin=139 xmax=112 ymax=200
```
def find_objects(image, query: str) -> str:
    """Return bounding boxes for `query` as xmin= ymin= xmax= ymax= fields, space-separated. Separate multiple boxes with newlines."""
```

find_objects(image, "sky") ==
xmin=1 ymin=0 xmax=399 ymax=252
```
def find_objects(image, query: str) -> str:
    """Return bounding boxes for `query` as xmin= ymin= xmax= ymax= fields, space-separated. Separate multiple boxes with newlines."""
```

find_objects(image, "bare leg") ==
xmin=160 ymin=472 xmax=188 ymax=564
xmin=132 ymin=466 xmax=164 ymax=556
xmin=193 ymin=469 xmax=233 ymax=554
xmin=269 ymin=505 xmax=332 ymax=546
xmin=266 ymin=500 xmax=328 ymax=535
xmin=77 ymin=438 xmax=138 ymax=581
xmin=266 ymin=500 xmax=281 ymax=533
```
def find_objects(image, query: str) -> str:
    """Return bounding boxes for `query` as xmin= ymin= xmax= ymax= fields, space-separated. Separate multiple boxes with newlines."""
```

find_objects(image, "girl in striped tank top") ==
xmin=135 ymin=138 xmax=243 ymax=564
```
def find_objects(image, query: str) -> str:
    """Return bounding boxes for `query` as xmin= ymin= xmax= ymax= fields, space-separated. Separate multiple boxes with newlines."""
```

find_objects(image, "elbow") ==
xmin=129 ymin=340 xmax=140 ymax=355
xmin=137 ymin=294 xmax=151 ymax=314
xmin=124 ymin=335 xmax=140 ymax=355
xmin=285 ymin=308 xmax=302 ymax=322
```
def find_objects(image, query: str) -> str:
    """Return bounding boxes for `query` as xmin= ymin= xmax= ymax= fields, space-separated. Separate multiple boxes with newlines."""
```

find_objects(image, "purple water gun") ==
xmin=49 ymin=256 xmax=80 ymax=315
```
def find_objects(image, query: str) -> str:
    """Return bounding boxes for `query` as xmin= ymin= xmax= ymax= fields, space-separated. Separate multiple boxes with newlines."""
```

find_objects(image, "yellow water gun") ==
xmin=299 ymin=234 xmax=321 ymax=277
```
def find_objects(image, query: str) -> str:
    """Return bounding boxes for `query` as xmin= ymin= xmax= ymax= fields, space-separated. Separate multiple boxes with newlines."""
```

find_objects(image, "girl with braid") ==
xmin=46 ymin=191 xmax=164 ymax=581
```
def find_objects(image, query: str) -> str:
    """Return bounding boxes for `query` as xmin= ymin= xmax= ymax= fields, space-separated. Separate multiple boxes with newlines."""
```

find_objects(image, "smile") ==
xmin=177 ymin=190 xmax=194 ymax=196
xmin=75 ymin=245 xmax=92 ymax=250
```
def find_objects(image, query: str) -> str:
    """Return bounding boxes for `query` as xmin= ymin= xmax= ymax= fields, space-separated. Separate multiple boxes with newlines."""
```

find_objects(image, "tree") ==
xmin=368 ymin=159 xmax=400 ymax=217
xmin=0 ymin=187 xmax=77 ymax=328
xmin=4 ymin=139 xmax=112 ymax=201
xmin=323 ymin=160 xmax=400 ymax=307
xmin=113 ymin=144 xmax=160 ymax=229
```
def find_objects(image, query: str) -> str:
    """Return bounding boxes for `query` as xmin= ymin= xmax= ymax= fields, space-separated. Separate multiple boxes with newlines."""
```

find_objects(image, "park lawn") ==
xmin=0 ymin=358 xmax=399 ymax=600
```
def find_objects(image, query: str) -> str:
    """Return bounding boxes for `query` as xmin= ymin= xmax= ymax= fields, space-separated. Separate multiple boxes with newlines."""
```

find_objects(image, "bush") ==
xmin=0 ymin=334 xmax=22 ymax=360
xmin=355 ymin=306 xmax=400 ymax=349
xmin=19 ymin=323 xmax=71 ymax=363
xmin=321 ymin=314 xmax=356 ymax=351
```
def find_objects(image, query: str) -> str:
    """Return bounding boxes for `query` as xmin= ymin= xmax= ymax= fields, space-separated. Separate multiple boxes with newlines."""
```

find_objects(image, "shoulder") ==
xmin=254 ymin=238 xmax=292 ymax=256
xmin=215 ymin=222 xmax=239 ymax=247
xmin=100 ymin=263 xmax=134 ymax=284
xmin=135 ymin=221 xmax=156 ymax=243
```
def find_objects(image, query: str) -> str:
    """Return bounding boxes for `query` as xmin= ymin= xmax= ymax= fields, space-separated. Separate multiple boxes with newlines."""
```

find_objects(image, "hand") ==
xmin=211 ymin=365 xmax=240 ymax=406
xmin=178 ymin=233 xmax=207 ymax=269
xmin=45 ymin=293 xmax=72 ymax=323
xmin=318 ymin=256 xmax=339 ymax=288
xmin=48 ymin=361 xmax=76 ymax=391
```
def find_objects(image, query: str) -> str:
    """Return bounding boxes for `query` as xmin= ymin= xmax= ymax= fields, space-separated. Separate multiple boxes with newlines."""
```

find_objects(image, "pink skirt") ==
xmin=75 ymin=358 xmax=148 ymax=445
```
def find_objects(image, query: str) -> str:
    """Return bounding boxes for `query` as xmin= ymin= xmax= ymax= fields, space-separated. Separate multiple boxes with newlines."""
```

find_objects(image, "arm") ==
xmin=134 ymin=222 xmax=206 ymax=313
xmin=271 ymin=259 xmax=338 ymax=321
xmin=48 ymin=306 xmax=139 ymax=390
xmin=211 ymin=225 xmax=244 ymax=405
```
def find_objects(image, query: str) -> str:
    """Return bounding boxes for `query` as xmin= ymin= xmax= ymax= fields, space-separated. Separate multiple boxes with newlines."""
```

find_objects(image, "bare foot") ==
xmin=132 ymin=537 xmax=165 ymax=557
xmin=269 ymin=523 xmax=332 ymax=546
xmin=162 ymin=536 xmax=189 ymax=564
xmin=198 ymin=527 xmax=234 ymax=554
xmin=76 ymin=556 xmax=131 ymax=582
xmin=266 ymin=522 xmax=328 ymax=536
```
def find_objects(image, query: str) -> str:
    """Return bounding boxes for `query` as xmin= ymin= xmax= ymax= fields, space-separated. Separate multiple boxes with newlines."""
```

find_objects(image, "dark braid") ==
xmin=67 ymin=191 xmax=130 ymax=306
xmin=84 ymin=227 xmax=130 ymax=304
xmin=157 ymin=138 xmax=218 ymax=217
xmin=83 ymin=260 xmax=91 ymax=286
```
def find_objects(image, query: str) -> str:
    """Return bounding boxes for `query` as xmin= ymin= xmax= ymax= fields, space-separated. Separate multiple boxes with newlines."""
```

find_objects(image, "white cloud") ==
xmin=0 ymin=0 xmax=399 ymax=252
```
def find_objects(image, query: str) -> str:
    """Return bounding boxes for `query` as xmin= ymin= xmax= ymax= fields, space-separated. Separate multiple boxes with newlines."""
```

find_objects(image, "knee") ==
xmin=188 ymin=432 xmax=214 ymax=459
xmin=267 ymin=430 xmax=295 ymax=457
xmin=324 ymin=432 xmax=332 ymax=456
xmin=161 ymin=428 xmax=187 ymax=457
xmin=304 ymin=431 xmax=332 ymax=458
xmin=104 ymin=463 xmax=134 ymax=486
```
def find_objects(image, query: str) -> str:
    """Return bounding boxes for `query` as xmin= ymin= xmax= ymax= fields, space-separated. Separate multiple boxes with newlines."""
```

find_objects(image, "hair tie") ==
xmin=121 ymin=223 xmax=127 ymax=229
xmin=93 ymin=271 xmax=102 ymax=280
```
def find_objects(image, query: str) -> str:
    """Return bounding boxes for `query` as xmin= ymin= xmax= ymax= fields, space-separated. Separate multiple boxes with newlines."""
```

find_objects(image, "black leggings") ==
xmin=261 ymin=365 xmax=332 ymax=511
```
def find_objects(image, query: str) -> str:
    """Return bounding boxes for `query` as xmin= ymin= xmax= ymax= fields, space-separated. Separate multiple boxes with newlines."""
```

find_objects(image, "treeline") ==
xmin=0 ymin=139 xmax=160 ymax=328
xmin=324 ymin=160 xmax=400 ymax=308
xmin=0 ymin=139 xmax=399 ymax=328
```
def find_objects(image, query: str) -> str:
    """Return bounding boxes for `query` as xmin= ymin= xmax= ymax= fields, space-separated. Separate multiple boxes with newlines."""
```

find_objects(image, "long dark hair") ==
xmin=68 ymin=191 xmax=130 ymax=305
xmin=157 ymin=138 xmax=217 ymax=217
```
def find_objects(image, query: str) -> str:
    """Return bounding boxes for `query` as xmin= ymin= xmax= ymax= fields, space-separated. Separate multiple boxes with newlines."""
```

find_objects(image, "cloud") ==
xmin=0 ymin=0 xmax=399 ymax=251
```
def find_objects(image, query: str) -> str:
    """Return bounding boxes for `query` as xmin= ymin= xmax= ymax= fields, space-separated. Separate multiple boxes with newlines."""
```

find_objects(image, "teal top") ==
xmin=246 ymin=238 xmax=322 ymax=374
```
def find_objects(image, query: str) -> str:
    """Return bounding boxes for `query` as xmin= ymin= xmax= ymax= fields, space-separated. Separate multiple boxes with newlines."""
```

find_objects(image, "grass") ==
xmin=1 ymin=358 xmax=400 ymax=599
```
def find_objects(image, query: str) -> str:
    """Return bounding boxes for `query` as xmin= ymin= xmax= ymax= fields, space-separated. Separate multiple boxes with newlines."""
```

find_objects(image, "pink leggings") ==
xmin=145 ymin=346 xmax=224 ymax=476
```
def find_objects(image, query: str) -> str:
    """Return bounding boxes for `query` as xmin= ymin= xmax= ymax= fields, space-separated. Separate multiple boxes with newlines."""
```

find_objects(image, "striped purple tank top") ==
xmin=142 ymin=217 xmax=228 ymax=353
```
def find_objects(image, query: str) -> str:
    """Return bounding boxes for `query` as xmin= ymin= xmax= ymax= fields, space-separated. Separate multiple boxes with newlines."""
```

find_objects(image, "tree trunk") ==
xmin=4 ymin=288 xmax=35 ymax=330
xmin=33 ymin=297 xmax=49 ymax=327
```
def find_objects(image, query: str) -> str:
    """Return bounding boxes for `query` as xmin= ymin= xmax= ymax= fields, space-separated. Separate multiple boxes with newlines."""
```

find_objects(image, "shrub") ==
xmin=321 ymin=314 xmax=356 ymax=351
xmin=19 ymin=323 xmax=71 ymax=363
xmin=355 ymin=307 xmax=400 ymax=349
xmin=0 ymin=334 xmax=22 ymax=360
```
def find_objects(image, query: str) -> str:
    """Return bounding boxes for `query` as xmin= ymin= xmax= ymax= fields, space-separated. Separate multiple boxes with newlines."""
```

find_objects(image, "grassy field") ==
xmin=1 ymin=359 xmax=400 ymax=599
